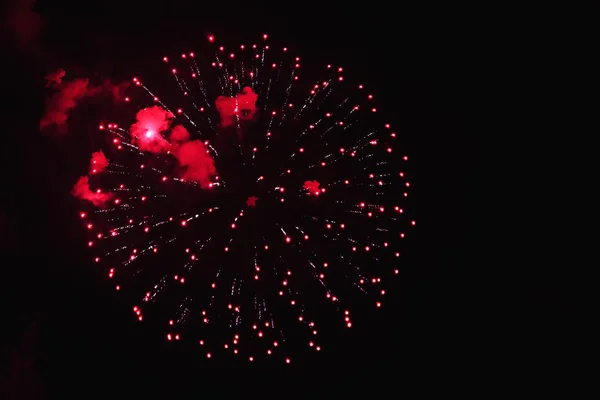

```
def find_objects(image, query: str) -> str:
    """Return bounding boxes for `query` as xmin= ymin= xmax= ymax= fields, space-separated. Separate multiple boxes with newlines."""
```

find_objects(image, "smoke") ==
xmin=40 ymin=68 xmax=130 ymax=133
xmin=89 ymin=150 xmax=108 ymax=174
xmin=129 ymin=107 xmax=217 ymax=187
xmin=170 ymin=124 xmax=191 ymax=144
xmin=100 ymin=80 xmax=129 ymax=102
xmin=71 ymin=176 xmax=114 ymax=207
xmin=72 ymin=151 xmax=113 ymax=206
xmin=130 ymin=106 xmax=174 ymax=153
xmin=3 ymin=0 xmax=44 ymax=53
xmin=303 ymin=180 xmax=321 ymax=195
xmin=215 ymin=86 xmax=258 ymax=128
xmin=246 ymin=196 xmax=258 ymax=207
xmin=72 ymin=107 xmax=217 ymax=208
xmin=40 ymin=78 xmax=89 ymax=132
xmin=44 ymin=68 xmax=65 ymax=87
xmin=172 ymin=140 xmax=216 ymax=188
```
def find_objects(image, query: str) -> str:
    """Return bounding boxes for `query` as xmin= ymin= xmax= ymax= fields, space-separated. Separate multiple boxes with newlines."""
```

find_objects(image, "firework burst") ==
xmin=73 ymin=33 xmax=414 ymax=364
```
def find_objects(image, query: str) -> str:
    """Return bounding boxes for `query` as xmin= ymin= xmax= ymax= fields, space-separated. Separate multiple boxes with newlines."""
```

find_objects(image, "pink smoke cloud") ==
xmin=40 ymin=71 xmax=130 ymax=133
xmin=303 ymin=180 xmax=321 ymax=195
xmin=170 ymin=127 xmax=216 ymax=188
xmin=130 ymin=106 xmax=174 ymax=153
xmin=3 ymin=0 xmax=43 ymax=51
xmin=246 ymin=196 xmax=258 ymax=207
xmin=89 ymin=150 xmax=109 ymax=174
xmin=215 ymin=86 xmax=258 ymax=128
xmin=44 ymin=68 xmax=65 ymax=87
xmin=71 ymin=176 xmax=114 ymax=207
xmin=129 ymin=114 xmax=217 ymax=187
xmin=100 ymin=79 xmax=129 ymax=101
xmin=170 ymin=124 xmax=191 ymax=144
xmin=40 ymin=78 xmax=90 ymax=132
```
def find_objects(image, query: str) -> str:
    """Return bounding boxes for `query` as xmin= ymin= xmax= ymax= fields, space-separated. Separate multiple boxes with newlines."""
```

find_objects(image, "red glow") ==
xmin=215 ymin=87 xmax=258 ymax=128
xmin=303 ymin=180 xmax=320 ymax=195
xmin=71 ymin=176 xmax=114 ymax=206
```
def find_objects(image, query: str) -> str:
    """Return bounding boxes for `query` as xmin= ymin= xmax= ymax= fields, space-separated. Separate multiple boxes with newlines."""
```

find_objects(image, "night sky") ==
xmin=0 ymin=0 xmax=497 ymax=395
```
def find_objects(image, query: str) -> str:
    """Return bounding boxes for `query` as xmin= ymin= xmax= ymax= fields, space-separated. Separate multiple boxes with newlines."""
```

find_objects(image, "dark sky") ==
xmin=0 ymin=0 xmax=494 ymax=396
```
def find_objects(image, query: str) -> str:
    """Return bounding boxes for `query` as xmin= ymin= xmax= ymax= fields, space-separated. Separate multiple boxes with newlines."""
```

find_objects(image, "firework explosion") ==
xmin=70 ymin=33 xmax=414 ymax=364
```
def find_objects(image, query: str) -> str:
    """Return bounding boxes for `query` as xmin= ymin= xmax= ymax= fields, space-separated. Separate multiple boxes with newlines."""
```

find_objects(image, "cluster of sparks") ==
xmin=75 ymin=34 xmax=414 ymax=365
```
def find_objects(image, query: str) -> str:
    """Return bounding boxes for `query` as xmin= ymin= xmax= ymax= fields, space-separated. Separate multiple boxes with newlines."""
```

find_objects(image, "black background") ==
xmin=0 ymin=0 xmax=490 ymax=396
